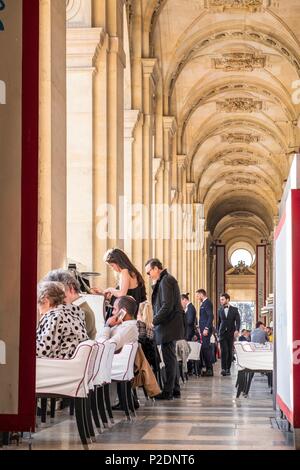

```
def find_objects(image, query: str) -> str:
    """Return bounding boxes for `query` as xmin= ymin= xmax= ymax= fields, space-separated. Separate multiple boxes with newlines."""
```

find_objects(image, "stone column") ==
xmin=142 ymin=58 xmax=158 ymax=264
xmin=177 ymin=155 xmax=187 ymax=290
xmin=38 ymin=0 xmax=66 ymax=279
xmin=93 ymin=0 xmax=126 ymax=287
xmin=163 ymin=116 xmax=177 ymax=269
xmin=66 ymin=25 xmax=104 ymax=271
xmin=124 ymin=109 xmax=141 ymax=259
xmin=186 ymin=182 xmax=196 ymax=295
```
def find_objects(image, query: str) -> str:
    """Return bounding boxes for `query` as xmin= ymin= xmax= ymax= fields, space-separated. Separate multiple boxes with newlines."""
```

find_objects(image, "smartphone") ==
xmin=117 ymin=308 xmax=127 ymax=321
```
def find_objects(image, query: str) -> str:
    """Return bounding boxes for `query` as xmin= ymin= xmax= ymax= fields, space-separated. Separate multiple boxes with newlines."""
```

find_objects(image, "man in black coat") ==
xmin=218 ymin=293 xmax=241 ymax=376
xmin=181 ymin=293 xmax=197 ymax=341
xmin=145 ymin=258 xmax=185 ymax=399
xmin=196 ymin=289 xmax=214 ymax=376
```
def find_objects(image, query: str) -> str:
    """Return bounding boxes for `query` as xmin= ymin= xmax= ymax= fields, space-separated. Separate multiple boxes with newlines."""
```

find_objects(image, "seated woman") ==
xmin=137 ymin=301 xmax=160 ymax=377
xmin=36 ymin=281 xmax=88 ymax=359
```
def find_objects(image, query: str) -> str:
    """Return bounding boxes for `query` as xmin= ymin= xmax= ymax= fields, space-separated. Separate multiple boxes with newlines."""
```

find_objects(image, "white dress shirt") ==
xmin=97 ymin=319 xmax=138 ymax=351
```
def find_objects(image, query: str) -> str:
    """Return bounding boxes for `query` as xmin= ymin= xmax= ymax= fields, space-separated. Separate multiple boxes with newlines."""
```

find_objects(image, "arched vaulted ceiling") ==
xmin=139 ymin=0 xmax=300 ymax=239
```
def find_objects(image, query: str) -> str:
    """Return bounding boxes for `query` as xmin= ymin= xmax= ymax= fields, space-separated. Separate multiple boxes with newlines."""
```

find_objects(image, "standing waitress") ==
xmin=92 ymin=248 xmax=146 ymax=319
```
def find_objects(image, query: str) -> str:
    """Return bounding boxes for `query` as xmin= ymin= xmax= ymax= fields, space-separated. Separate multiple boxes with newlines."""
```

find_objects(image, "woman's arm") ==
xmin=104 ymin=269 xmax=130 ymax=297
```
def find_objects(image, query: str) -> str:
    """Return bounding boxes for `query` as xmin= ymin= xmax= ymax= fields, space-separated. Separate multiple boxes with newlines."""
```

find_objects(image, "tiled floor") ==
xmin=5 ymin=364 xmax=294 ymax=450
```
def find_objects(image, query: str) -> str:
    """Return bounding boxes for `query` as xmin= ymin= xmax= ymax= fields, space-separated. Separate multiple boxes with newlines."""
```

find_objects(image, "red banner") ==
xmin=0 ymin=0 xmax=39 ymax=431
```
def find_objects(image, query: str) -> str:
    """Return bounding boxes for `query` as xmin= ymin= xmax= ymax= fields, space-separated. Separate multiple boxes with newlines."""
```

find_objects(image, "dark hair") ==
xmin=181 ymin=293 xmax=189 ymax=301
xmin=196 ymin=289 xmax=207 ymax=296
xmin=256 ymin=321 xmax=264 ymax=328
xmin=220 ymin=293 xmax=230 ymax=300
xmin=241 ymin=329 xmax=247 ymax=334
xmin=145 ymin=258 xmax=163 ymax=270
xmin=43 ymin=269 xmax=80 ymax=294
xmin=117 ymin=296 xmax=138 ymax=318
xmin=104 ymin=248 xmax=145 ymax=288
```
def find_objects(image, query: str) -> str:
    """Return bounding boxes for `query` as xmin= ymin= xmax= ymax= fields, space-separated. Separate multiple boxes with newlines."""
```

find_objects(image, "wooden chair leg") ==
xmin=126 ymin=382 xmax=136 ymax=417
xmin=104 ymin=384 xmax=114 ymax=424
xmin=74 ymin=398 xmax=89 ymax=450
xmin=91 ymin=388 xmax=103 ymax=432
xmin=82 ymin=397 xmax=91 ymax=440
xmin=119 ymin=382 xmax=131 ymax=421
xmin=69 ymin=399 xmax=75 ymax=416
xmin=85 ymin=393 xmax=96 ymax=441
xmin=41 ymin=398 xmax=47 ymax=423
xmin=50 ymin=398 xmax=56 ymax=419
xmin=97 ymin=386 xmax=109 ymax=428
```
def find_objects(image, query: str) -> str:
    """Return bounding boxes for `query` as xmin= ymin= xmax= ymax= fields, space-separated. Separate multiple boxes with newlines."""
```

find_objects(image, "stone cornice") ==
xmin=142 ymin=58 xmax=159 ymax=84
xmin=67 ymin=27 xmax=106 ymax=69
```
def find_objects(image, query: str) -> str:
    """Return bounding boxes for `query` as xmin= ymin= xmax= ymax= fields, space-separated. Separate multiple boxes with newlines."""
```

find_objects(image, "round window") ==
xmin=230 ymin=249 xmax=253 ymax=267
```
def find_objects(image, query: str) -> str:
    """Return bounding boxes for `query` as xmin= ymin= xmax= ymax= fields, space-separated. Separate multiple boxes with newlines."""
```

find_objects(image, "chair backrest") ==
xmin=79 ymin=294 xmax=105 ymax=335
xmin=36 ymin=340 xmax=95 ymax=398
xmin=93 ymin=339 xmax=117 ymax=386
xmin=187 ymin=341 xmax=201 ymax=361
xmin=88 ymin=342 xmax=103 ymax=390
xmin=111 ymin=342 xmax=139 ymax=381
xmin=234 ymin=341 xmax=273 ymax=371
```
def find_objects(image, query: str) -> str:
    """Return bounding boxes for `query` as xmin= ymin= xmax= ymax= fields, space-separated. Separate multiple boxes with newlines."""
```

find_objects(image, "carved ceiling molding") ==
xmin=167 ymin=28 xmax=300 ymax=103
xmin=179 ymin=79 xmax=294 ymax=146
xmin=221 ymin=133 xmax=261 ymax=144
xmin=223 ymin=158 xmax=259 ymax=166
xmin=207 ymin=0 xmax=264 ymax=13
xmin=216 ymin=97 xmax=263 ymax=112
xmin=225 ymin=176 xmax=257 ymax=185
xmin=213 ymin=52 xmax=266 ymax=72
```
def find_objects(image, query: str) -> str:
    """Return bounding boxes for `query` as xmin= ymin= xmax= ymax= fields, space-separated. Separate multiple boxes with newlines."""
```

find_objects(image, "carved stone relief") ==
xmin=208 ymin=0 xmax=263 ymax=12
xmin=217 ymin=97 xmax=263 ymax=113
xmin=213 ymin=53 xmax=266 ymax=72
xmin=225 ymin=176 xmax=257 ymax=185
xmin=222 ymin=133 xmax=261 ymax=144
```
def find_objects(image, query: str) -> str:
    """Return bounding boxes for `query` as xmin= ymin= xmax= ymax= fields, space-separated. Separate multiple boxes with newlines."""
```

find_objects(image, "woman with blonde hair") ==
xmin=137 ymin=301 xmax=154 ymax=341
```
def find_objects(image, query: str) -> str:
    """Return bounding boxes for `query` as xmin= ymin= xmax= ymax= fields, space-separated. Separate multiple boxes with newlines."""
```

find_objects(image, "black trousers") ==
xmin=161 ymin=341 xmax=180 ymax=395
xmin=220 ymin=335 xmax=234 ymax=371
xmin=200 ymin=332 xmax=213 ymax=370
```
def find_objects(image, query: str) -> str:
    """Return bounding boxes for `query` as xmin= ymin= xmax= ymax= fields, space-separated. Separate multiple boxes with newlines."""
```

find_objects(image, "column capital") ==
xmin=186 ymin=182 xmax=196 ymax=196
xmin=142 ymin=58 xmax=159 ymax=83
xmin=177 ymin=154 xmax=187 ymax=170
xmin=163 ymin=116 xmax=177 ymax=136
xmin=124 ymin=109 xmax=141 ymax=138
xmin=67 ymin=27 xmax=106 ymax=69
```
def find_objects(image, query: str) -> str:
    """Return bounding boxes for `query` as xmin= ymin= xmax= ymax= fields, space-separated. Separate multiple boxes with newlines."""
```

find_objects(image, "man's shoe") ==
xmin=173 ymin=391 xmax=181 ymax=398
xmin=111 ymin=402 xmax=123 ymax=410
xmin=226 ymin=370 xmax=231 ymax=376
xmin=221 ymin=369 xmax=226 ymax=376
xmin=154 ymin=392 xmax=173 ymax=400
xmin=201 ymin=369 xmax=214 ymax=377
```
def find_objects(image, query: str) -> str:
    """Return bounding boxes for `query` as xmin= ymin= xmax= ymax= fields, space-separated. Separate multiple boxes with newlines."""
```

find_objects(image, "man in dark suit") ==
xmin=181 ymin=293 xmax=197 ymax=341
xmin=218 ymin=293 xmax=241 ymax=376
xmin=196 ymin=289 xmax=214 ymax=376
xmin=145 ymin=258 xmax=185 ymax=399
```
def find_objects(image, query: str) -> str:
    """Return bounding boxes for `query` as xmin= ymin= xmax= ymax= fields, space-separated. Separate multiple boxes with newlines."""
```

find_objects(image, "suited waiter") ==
xmin=196 ymin=289 xmax=214 ymax=376
xmin=181 ymin=293 xmax=197 ymax=341
xmin=218 ymin=293 xmax=241 ymax=376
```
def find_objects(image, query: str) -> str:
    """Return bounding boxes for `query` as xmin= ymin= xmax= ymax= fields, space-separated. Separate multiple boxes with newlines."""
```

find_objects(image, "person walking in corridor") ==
xmin=218 ymin=293 xmax=241 ymax=376
xmin=196 ymin=289 xmax=214 ymax=376
xmin=145 ymin=258 xmax=185 ymax=399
